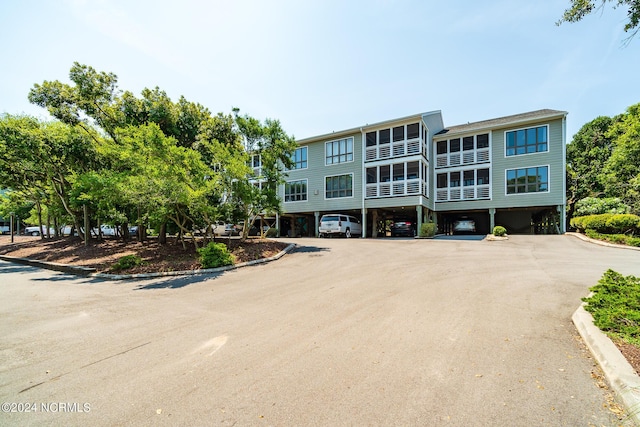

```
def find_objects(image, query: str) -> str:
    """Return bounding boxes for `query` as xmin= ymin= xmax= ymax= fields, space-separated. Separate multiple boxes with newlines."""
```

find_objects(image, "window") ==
xmin=326 ymin=174 xmax=353 ymax=199
xmin=437 ymin=173 xmax=448 ymax=188
xmin=437 ymin=140 xmax=447 ymax=155
xmin=393 ymin=163 xmax=404 ymax=181
xmin=393 ymin=126 xmax=404 ymax=142
xmin=463 ymin=170 xmax=475 ymax=186
xmin=407 ymin=123 xmax=420 ymax=139
xmin=450 ymin=171 xmax=460 ymax=187
xmin=380 ymin=165 xmax=390 ymax=182
xmin=406 ymin=161 xmax=419 ymax=179
xmin=366 ymin=167 xmax=377 ymax=184
xmin=477 ymin=134 xmax=489 ymax=149
xmin=506 ymin=126 xmax=548 ymax=156
xmin=477 ymin=168 xmax=490 ymax=185
xmin=463 ymin=136 xmax=474 ymax=151
xmin=252 ymin=154 xmax=261 ymax=168
xmin=379 ymin=129 xmax=390 ymax=144
xmin=285 ymin=180 xmax=307 ymax=202
xmin=450 ymin=138 xmax=460 ymax=153
xmin=366 ymin=131 xmax=376 ymax=147
xmin=326 ymin=137 xmax=354 ymax=165
xmin=290 ymin=147 xmax=307 ymax=170
xmin=506 ymin=166 xmax=549 ymax=194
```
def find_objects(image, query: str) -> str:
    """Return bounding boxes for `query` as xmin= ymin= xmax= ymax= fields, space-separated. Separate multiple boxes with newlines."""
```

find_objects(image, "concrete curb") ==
xmin=572 ymin=304 xmax=640 ymax=424
xmin=567 ymin=232 xmax=640 ymax=251
xmin=0 ymin=255 xmax=96 ymax=275
xmin=0 ymin=243 xmax=297 ymax=280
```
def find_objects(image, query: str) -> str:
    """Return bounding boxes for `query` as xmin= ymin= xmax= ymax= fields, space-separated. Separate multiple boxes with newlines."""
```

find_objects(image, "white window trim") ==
xmin=325 ymin=137 xmax=355 ymax=166
xmin=503 ymin=124 xmax=550 ymax=158
xmin=284 ymin=178 xmax=308 ymax=203
xmin=324 ymin=173 xmax=355 ymax=200
xmin=504 ymin=164 xmax=551 ymax=196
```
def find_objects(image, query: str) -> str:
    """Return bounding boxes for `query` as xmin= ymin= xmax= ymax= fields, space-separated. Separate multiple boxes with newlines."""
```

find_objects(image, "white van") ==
xmin=318 ymin=214 xmax=362 ymax=238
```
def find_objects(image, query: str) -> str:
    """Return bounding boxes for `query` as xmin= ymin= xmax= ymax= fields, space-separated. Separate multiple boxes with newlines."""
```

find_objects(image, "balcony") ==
xmin=366 ymin=138 xmax=423 ymax=162
xmin=436 ymin=184 xmax=490 ymax=202
xmin=436 ymin=148 xmax=489 ymax=168
xmin=366 ymin=179 xmax=424 ymax=198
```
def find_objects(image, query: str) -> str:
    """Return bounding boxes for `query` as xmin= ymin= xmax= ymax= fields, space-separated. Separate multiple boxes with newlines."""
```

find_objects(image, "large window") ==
xmin=290 ymin=147 xmax=307 ymax=170
xmin=506 ymin=126 xmax=548 ymax=156
xmin=506 ymin=166 xmax=549 ymax=194
xmin=326 ymin=174 xmax=353 ymax=199
xmin=284 ymin=180 xmax=307 ymax=202
xmin=326 ymin=137 xmax=354 ymax=165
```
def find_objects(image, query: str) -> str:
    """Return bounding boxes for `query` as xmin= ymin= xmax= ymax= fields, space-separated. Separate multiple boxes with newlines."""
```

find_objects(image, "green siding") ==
xmin=281 ymin=132 xmax=363 ymax=214
xmin=434 ymin=117 xmax=565 ymax=212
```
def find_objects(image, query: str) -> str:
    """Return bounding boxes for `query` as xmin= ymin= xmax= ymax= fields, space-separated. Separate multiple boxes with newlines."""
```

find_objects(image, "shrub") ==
xmin=198 ymin=242 xmax=235 ymax=269
xmin=605 ymin=214 xmax=640 ymax=235
xmin=110 ymin=254 xmax=143 ymax=272
xmin=574 ymin=197 xmax=630 ymax=216
xmin=571 ymin=214 xmax=614 ymax=233
xmin=265 ymin=227 xmax=279 ymax=238
xmin=582 ymin=269 xmax=640 ymax=346
xmin=492 ymin=226 xmax=507 ymax=237
xmin=419 ymin=222 xmax=437 ymax=238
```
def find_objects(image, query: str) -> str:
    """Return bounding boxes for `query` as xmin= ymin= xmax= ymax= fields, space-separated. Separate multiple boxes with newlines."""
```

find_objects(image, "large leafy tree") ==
xmin=566 ymin=115 xmax=618 ymax=218
xmin=558 ymin=0 xmax=640 ymax=38
xmin=233 ymin=112 xmax=297 ymax=239
xmin=602 ymin=102 xmax=640 ymax=213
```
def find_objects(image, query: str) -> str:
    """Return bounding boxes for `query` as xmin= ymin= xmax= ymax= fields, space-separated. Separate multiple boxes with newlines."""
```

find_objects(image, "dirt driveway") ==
xmin=1 ymin=235 xmax=639 ymax=426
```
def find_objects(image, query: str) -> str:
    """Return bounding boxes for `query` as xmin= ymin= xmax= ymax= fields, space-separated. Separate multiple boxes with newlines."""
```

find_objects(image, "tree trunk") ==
xmin=159 ymin=222 xmax=167 ymax=244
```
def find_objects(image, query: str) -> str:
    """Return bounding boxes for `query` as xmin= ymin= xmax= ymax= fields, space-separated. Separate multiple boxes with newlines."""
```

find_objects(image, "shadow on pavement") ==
xmin=292 ymin=245 xmax=330 ymax=254
xmin=134 ymin=272 xmax=223 ymax=290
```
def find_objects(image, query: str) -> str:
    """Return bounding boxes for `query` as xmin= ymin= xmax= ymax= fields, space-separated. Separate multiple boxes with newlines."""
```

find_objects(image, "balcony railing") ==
xmin=366 ymin=178 xmax=424 ymax=198
xmin=366 ymin=138 xmax=423 ymax=162
xmin=436 ymin=184 xmax=490 ymax=202
xmin=436 ymin=148 xmax=489 ymax=168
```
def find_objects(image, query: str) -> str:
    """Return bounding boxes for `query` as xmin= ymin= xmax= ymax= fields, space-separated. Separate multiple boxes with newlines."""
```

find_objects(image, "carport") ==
xmin=494 ymin=206 xmax=563 ymax=234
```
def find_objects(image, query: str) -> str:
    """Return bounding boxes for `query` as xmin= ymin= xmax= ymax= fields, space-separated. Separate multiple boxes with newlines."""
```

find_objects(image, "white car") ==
xmin=318 ymin=214 xmax=362 ymax=238
xmin=24 ymin=225 xmax=57 ymax=236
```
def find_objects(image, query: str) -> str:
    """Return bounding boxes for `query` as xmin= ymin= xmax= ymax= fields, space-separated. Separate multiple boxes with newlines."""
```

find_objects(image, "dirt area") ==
xmin=0 ymin=235 xmax=289 ymax=274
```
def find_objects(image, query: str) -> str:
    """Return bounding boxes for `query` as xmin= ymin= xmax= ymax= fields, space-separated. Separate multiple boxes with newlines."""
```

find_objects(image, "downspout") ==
xmin=561 ymin=114 xmax=567 ymax=233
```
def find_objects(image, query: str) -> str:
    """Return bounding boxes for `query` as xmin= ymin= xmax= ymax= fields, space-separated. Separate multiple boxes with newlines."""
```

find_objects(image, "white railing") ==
xmin=365 ymin=138 xmax=425 ymax=162
xmin=365 ymin=178 xmax=423 ymax=198
xmin=435 ymin=184 xmax=490 ymax=202
xmin=435 ymin=148 xmax=489 ymax=168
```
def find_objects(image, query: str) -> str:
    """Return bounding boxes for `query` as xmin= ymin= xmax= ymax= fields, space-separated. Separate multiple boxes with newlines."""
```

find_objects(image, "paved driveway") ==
xmin=1 ymin=235 xmax=639 ymax=426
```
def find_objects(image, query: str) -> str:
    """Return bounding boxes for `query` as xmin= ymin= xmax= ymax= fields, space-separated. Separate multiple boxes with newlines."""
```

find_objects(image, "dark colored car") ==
xmin=390 ymin=219 xmax=416 ymax=237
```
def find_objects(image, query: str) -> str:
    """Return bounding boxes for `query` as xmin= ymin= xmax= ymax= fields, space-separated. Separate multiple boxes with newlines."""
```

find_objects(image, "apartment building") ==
xmin=275 ymin=109 xmax=567 ymax=238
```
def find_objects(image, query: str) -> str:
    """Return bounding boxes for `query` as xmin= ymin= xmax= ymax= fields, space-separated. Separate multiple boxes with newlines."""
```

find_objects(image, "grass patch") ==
xmin=110 ymin=254 xmax=143 ymax=272
xmin=583 ymin=269 xmax=640 ymax=347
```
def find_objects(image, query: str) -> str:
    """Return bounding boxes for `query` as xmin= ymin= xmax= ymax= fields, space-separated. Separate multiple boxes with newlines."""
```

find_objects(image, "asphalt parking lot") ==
xmin=1 ymin=235 xmax=640 ymax=426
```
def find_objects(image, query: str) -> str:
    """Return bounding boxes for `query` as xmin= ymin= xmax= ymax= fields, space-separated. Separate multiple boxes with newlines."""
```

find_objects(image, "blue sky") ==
xmin=1 ymin=0 xmax=638 ymax=141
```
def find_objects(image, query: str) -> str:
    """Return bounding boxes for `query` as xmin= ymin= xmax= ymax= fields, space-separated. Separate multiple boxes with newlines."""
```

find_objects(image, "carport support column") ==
xmin=489 ymin=208 xmax=496 ymax=232
xmin=416 ymin=205 xmax=423 ymax=236
xmin=361 ymin=208 xmax=367 ymax=238
xmin=314 ymin=211 xmax=320 ymax=237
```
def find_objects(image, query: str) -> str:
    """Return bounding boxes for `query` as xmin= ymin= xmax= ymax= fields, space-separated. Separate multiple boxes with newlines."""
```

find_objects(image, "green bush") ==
xmin=492 ymin=226 xmax=507 ymax=237
xmin=605 ymin=214 xmax=640 ymax=235
xmin=265 ymin=227 xmax=279 ymax=238
xmin=582 ymin=269 xmax=640 ymax=346
xmin=110 ymin=254 xmax=143 ymax=272
xmin=198 ymin=242 xmax=235 ymax=268
xmin=584 ymin=229 xmax=640 ymax=247
xmin=419 ymin=222 xmax=437 ymax=238
xmin=570 ymin=214 xmax=614 ymax=233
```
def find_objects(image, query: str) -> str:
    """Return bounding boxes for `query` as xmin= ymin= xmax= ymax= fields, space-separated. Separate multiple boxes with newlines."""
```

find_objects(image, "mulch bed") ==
xmin=0 ymin=235 xmax=289 ymax=274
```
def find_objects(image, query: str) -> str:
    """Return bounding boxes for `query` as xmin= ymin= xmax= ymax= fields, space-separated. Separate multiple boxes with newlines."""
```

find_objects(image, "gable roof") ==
xmin=435 ymin=109 xmax=567 ymax=137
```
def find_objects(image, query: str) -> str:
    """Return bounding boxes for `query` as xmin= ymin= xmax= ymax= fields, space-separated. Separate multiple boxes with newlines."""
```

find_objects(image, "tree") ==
xmin=558 ymin=0 xmax=640 ymax=39
xmin=566 ymin=115 xmax=618 ymax=218
xmin=233 ymin=112 xmax=297 ymax=239
xmin=602 ymin=103 xmax=640 ymax=213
